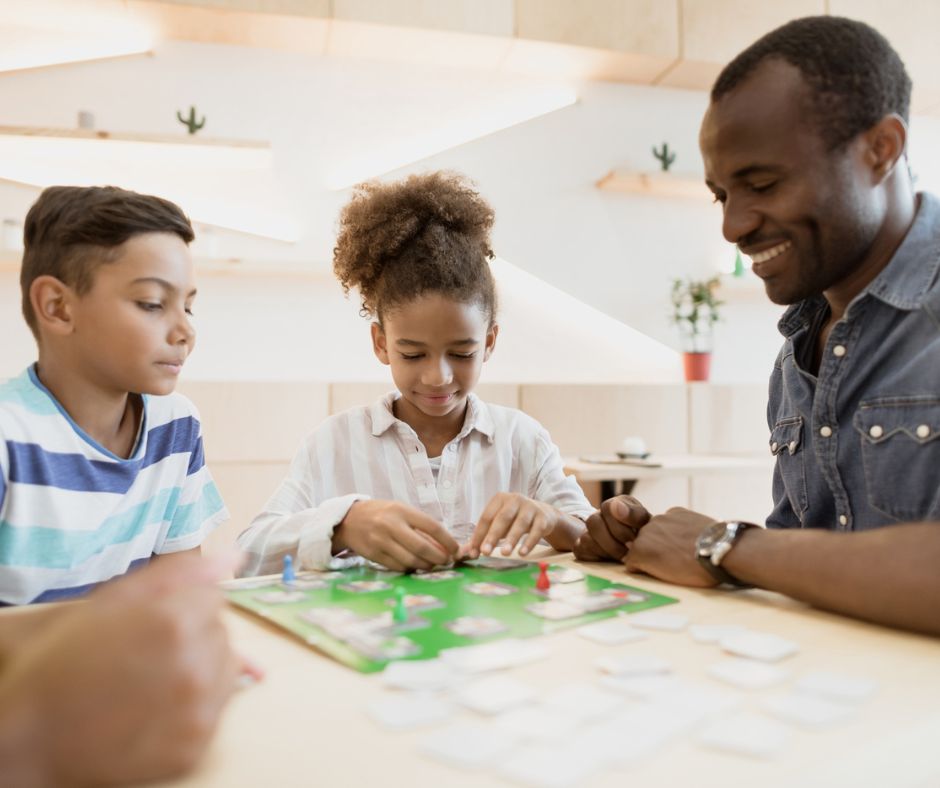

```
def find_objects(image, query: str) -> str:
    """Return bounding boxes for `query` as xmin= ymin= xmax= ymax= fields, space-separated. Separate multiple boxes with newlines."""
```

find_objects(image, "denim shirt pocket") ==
xmin=854 ymin=398 xmax=940 ymax=521
xmin=770 ymin=416 xmax=808 ymax=518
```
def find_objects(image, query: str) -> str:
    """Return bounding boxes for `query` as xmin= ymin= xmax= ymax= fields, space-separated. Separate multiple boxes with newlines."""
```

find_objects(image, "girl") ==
xmin=238 ymin=172 xmax=593 ymax=574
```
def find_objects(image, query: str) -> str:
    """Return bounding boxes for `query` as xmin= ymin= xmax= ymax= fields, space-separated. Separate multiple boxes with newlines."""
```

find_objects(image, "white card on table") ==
xmin=420 ymin=721 xmax=517 ymax=768
xmin=624 ymin=610 xmax=689 ymax=632
xmin=380 ymin=658 xmax=462 ymax=692
xmin=720 ymin=631 xmax=799 ymax=662
xmin=541 ymin=682 xmax=623 ymax=721
xmin=689 ymin=623 xmax=749 ymax=644
xmin=367 ymin=694 xmax=455 ymax=730
xmin=707 ymin=658 xmax=789 ymax=690
xmin=493 ymin=706 xmax=581 ymax=742
xmin=699 ymin=712 xmax=790 ymax=759
xmin=576 ymin=619 xmax=647 ymax=645
xmin=794 ymin=671 xmax=877 ymax=703
xmin=600 ymin=673 xmax=679 ymax=699
xmin=498 ymin=743 xmax=601 ymax=788
xmin=595 ymin=654 xmax=672 ymax=676
xmin=762 ymin=691 xmax=855 ymax=728
xmin=452 ymin=675 xmax=536 ymax=715
xmin=439 ymin=638 xmax=549 ymax=674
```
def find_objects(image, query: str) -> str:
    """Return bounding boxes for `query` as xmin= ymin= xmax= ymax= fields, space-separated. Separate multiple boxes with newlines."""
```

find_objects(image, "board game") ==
xmin=224 ymin=557 xmax=678 ymax=673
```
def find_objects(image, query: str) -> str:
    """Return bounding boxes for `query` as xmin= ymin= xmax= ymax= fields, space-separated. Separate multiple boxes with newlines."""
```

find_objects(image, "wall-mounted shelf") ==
xmin=596 ymin=169 xmax=709 ymax=200
xmin=0 ymin=250 xmax=329 ymax=279
xmin=0 ymin=126 xmax=269 ymax=151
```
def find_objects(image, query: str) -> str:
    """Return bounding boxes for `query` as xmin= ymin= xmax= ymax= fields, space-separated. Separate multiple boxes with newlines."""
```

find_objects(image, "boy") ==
xmin=0 ymin=185 xmax=228 ymax=605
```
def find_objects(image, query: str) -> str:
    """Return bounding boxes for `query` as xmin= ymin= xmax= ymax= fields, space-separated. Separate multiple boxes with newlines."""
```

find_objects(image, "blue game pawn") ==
xmin=282 ymin=554 xmax=296 ymax=584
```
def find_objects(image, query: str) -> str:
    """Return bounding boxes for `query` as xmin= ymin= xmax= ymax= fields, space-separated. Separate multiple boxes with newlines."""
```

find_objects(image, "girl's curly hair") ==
xmin=333 ymin=171 xmax=497 ymax=324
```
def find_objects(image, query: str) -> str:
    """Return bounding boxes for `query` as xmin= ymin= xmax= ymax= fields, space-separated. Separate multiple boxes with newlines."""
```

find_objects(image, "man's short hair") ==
xmin=21 ymin=185 xmax=194 ymax=338
xmin=711 ymin=16 xmax=911 ymax=150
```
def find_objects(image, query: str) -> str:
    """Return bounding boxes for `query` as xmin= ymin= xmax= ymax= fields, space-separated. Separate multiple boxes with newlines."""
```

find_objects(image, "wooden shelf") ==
xmin=0 ymin=250 xmax=329 ymax=279
xmin=596 ymin=169 xmax=709 ymax=200
xmin=0 ymin=125 xmax=269 ymax=150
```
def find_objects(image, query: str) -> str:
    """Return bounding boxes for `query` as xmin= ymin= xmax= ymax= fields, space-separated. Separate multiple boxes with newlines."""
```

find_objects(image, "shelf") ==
xmin=0 ymin=250 xmax=330 ymax=279
xmin=596 ymin=169 xmax=709 ymax=200
xmin=0 ymin=126 xmax=269 ymax=151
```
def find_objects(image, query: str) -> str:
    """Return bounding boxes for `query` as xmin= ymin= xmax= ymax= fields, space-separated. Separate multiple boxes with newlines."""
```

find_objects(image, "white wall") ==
xmin=2 ymin=40 xmax=939 ymax=383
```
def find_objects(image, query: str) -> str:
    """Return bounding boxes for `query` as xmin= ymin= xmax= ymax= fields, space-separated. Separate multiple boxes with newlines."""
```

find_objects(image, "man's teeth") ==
xmin=749 ymin=241 xmax=792 ymax=264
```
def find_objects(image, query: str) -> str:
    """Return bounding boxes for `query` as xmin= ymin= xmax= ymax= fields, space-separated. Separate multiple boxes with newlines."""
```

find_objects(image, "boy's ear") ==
xmin=483 ymin=323 xmax=499 ymax=361
xmin=371 ymin=322 xmax=390 ymax=365
xmin=30 ymin=276 xmax=75 ymax=337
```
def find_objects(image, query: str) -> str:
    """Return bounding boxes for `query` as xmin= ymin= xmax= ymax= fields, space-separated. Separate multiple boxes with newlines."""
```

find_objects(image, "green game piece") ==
xmin=393 ymin=587 xmax=408 ymax=623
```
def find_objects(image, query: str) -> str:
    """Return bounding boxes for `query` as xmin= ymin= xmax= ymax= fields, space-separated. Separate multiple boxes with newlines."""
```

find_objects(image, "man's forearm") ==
xmin=724 ymin=523 xmax=940 ymax=636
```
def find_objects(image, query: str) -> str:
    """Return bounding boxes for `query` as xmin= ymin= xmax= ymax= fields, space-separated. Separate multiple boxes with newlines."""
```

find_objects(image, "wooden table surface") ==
xmin=159 ymin=549 xmax=940 ymax=788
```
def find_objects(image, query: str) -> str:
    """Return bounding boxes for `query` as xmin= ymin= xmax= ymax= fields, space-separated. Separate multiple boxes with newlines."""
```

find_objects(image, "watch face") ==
xmin=697 ymin=521 xmax=728 ymax=553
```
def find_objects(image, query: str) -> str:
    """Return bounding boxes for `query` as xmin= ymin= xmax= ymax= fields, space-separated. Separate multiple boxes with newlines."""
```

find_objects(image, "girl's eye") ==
xmin=451 ymin=353 xmax=476 ymax=359
xmin=401 ymin=354 xmax=423 ymax=361
xmin=137 ymin=302 xmax=162 ymax=312
xmin=185 ymin=307 xmax=195 ymax=317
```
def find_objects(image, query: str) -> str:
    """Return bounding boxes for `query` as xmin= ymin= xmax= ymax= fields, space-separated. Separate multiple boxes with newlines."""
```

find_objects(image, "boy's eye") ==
xmin=750 ymin=181 xmax=776 ymax=193
xmin=400 ymin=354 xmax=423 ymax=361
xmin=185 ymin=307 xmax=195 ymax=317
xmin=450 ymin=353 xmax=476 ymax=359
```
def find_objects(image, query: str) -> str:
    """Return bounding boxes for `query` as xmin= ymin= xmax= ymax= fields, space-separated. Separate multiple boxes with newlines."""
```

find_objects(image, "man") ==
xmin=575 ymin=16 xmax=940 ymax=636
xmin=0 ymin=552 xmax=256 ymax=786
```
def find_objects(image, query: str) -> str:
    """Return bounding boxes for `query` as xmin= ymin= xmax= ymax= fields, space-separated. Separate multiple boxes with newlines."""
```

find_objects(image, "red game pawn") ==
xmin=536 ymin=562 xmax=551 ymax=592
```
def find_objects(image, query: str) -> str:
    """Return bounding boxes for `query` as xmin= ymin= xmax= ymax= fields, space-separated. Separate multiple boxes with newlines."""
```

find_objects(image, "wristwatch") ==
xmin=695 ymin=520 xmax=758 ymax=587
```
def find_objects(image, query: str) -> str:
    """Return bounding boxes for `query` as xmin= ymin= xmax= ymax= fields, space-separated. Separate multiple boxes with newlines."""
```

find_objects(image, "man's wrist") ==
xmin=695 ymin=520 xmax=760 ymax=587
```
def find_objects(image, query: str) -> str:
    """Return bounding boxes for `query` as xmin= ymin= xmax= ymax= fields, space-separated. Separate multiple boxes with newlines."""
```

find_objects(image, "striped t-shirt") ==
xmin=0 ymin=366 xmax=228 ymax=605
xmin=238 ymin=391 xmax=595 ymax=575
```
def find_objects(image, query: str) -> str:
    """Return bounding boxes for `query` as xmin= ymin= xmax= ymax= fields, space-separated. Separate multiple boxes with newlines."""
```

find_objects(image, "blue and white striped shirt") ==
xmin=0 ymin=366 xmax=228 ymax=605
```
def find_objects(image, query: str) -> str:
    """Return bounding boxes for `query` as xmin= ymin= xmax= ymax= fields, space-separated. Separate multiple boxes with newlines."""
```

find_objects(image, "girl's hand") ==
xmin=466 ymin=493 xmax=559 ymax=558
xmin=335 ymin=500 xmax=460 ymax=571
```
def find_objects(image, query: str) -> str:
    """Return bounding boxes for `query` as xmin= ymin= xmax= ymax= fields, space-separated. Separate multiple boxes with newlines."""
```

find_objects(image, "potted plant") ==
xmin=670 ymin=275 xmax=722 ymax=382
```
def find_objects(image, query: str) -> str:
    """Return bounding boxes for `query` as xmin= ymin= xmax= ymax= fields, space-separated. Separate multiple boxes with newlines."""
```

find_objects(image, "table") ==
xmin=565 ymin=454 xmax=775 ymax=499
xmin=161 ymin=550 xmax=940 ymax=788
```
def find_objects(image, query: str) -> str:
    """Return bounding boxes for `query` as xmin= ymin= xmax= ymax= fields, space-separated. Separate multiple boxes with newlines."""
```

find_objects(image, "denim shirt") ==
xmin=767 ymin=192 xmax=940 ymax=531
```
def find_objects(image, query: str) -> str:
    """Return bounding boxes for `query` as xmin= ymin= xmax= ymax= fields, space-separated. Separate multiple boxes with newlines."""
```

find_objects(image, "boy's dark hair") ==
xmin=21 ymin=185 xmax=194 ymax=337
xmin=711 ymin=16 xmax=911 ymax=151
xmin=333 ymin=171 xmax=497 ymax=325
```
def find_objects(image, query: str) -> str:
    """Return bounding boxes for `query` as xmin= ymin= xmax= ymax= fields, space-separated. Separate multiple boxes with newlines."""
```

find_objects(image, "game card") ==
xmin=384 ymin=593 xmax=444 ymax=612
xmin=253 ymin=590 xmax=307 ymax=604
xmin=337 ymin=580 xmax=393 ymax=593
xmin=284 ymin=578 xmax=329 ymax=591
xmin=525 ymin=600 xmax=584 ymax=620
xmin=464 ymin=581 xmax=517 ymax=597
xmin=570 ymin=592 xmax=630 ymax=613
xmin=445 ymin=616 xmax=508 ymax=638
xmin=462 ymin=556 xmax=531 ymax=571
xmin=413 ymin=569 xmax=462 ymax=582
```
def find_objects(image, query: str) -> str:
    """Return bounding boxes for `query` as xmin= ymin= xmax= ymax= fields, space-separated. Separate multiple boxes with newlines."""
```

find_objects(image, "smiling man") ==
xmin=575 ymin=16 xmax=940 ymax=636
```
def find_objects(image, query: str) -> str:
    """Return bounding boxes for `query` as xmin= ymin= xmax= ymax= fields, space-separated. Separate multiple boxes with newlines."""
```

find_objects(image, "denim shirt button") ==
xmin=820 ymin=425 xmax=833 ymax=438
xmin=788 ymin=440 xmax=797 ymax=453
xmin=771 ymin=441 xmax=779 ymax=453
xmin=833 ymin=345 xmax=847 ymax=357
xmin=869 ymin=425 xmax=884 ymax=439
xmin=839 ymin=514 xmax=848 ymax=526
xmin=917 ymin=424 xmax=930 ymax=439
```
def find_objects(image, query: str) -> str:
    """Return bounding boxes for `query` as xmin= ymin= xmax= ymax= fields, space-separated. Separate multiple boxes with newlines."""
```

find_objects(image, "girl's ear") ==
xmin=31 ymin=275 xmax=75 ymax=338
xmin=483 ymin=323 xmax=499 ymax=361
xmin=371 ymin=322 xmax=390 ymax=365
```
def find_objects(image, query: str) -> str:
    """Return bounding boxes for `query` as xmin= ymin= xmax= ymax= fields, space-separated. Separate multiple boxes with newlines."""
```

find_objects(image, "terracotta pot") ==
xmin=682 ymin=352 xmax=711 ymax=382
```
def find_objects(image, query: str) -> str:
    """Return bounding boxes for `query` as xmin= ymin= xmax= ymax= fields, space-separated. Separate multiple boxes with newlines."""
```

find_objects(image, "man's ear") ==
xmin=866 ymin=114 xmax=907 ymax=183
xmin=371 ymin=322 xmax=390 ymax=365
xmin=30 ymin=276 xmax=75 ymax=337
xmin=483 ymin=323 xmax=499 ymax=361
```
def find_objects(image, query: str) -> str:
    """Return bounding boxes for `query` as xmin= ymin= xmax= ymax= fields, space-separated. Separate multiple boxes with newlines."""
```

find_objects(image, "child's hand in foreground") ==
xmin=334 ymin=500 xmax=460 ymax=571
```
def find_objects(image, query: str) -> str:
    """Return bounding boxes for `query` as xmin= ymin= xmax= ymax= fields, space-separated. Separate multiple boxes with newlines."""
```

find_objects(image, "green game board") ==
xmin=224 ymin=558 xmax=678 ymax=673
